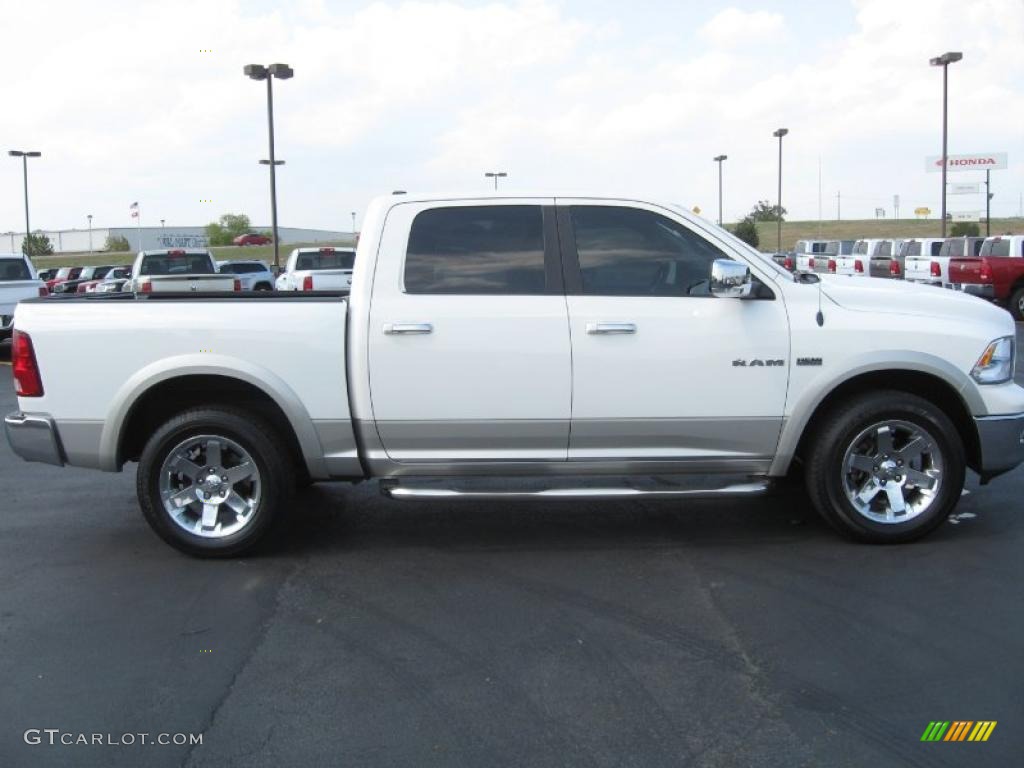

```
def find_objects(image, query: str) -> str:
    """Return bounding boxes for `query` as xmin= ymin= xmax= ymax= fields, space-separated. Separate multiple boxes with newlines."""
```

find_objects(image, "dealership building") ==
xmin=2 ymin=225 xmax=353 ymax=255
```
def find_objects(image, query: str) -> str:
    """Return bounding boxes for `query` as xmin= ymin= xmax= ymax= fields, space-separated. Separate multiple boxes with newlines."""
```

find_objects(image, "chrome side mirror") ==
xmin=710 ymin=259 xmax=753 ymax=298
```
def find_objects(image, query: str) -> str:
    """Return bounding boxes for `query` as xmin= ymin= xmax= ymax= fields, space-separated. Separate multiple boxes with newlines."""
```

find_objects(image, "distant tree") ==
xmin=730 ymin=216 xmax=760 ymax=248
xmin=22 ymin=233 xmax=54 ymax=257
xmin=749 ymin=200 xmax=787 ymax=222
xmin=103 ymin=234 xmax=131 ymax=252
xmin=205 ymin=213 xmax=252 ymax=246
xmin=950 ymin=222 xmax=980 ymax=237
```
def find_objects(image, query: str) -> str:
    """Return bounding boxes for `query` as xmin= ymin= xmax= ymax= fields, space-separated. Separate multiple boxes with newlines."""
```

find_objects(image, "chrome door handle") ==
xmin=383 ymin=323 xmax=433 ymax=335
xmin=586 ymin=322 xmax=636 ymax=335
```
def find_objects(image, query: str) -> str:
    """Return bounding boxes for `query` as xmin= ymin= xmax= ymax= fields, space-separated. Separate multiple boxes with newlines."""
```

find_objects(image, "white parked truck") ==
xmin=126 ymin=249 xmax=239 ymax=294
xmin=275 ymin=246 xmax=355 ymax=291
xmin=0 ymin=254 xmax=45 ymax=342
xmin=5 ymin=193 xmax=1024 ymax=556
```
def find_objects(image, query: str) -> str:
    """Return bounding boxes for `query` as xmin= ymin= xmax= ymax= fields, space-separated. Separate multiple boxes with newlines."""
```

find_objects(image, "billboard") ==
xmin=926 ymin=153 xmax=1007 ymax=172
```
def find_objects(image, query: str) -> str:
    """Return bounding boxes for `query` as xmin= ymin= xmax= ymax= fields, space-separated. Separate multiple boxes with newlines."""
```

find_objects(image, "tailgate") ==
xmin=948 ymin=258 xmax=984 ymax=284
xmin=309 ymin=270 xmax=353 ymax=289
xmin=143 ymin=275 xmax=236 ymax=292
xmin=0 ymin=281 xmax=44 ymax=316
xmin=904 ymin=257 xmax=933 ymax=280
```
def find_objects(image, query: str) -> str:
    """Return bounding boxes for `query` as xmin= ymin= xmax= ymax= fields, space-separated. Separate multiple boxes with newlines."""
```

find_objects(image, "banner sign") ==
xmin=926 ymin=153 xmax=1007 ymax=172
xmin=949 ymin=183 xmax=980 ymax=194
xmin=951 ymin=211 xmax=980 ymax=222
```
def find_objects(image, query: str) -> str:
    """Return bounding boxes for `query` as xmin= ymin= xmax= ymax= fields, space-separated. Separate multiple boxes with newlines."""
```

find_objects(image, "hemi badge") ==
xmin=797 ymin=357 xmax=823 ymax=366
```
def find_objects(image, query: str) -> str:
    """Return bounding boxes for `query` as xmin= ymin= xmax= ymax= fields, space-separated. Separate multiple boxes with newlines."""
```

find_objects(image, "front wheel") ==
xmin=1008 ymin=286 xmax=1024 ymax=322
xmin=137 ymin=407 xmax=294 ymax=557
xmin=804 ymin=391 xmax=965 ymax=543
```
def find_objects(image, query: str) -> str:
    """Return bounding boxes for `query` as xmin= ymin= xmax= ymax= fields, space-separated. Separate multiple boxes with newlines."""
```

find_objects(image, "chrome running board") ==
xmin=380 ymin=477 xmax=771 ymax=501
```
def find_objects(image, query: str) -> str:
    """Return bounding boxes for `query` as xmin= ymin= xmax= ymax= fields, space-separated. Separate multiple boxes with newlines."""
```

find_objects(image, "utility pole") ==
xmin=836 ymin=191 xmax=841 ymax=221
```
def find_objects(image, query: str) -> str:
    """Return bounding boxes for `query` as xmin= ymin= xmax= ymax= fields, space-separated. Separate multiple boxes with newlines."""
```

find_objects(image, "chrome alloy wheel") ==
xmin=840 ymin=420 xmax=944 ymax=524
xmin=158 ymin=435 xmax=262 ymax=538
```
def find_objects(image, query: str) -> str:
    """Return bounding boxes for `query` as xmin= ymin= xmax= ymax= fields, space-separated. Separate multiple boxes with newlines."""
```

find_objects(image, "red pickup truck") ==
xmin=948 ymin=235 xmax=1024 ymax=320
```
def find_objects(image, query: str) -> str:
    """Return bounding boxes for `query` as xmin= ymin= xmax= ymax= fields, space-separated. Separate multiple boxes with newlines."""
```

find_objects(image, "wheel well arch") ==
xmin=117 ymin=374 xmax=305 ymax=471
xmin=792 ymin=369 xmax=980 ymax=472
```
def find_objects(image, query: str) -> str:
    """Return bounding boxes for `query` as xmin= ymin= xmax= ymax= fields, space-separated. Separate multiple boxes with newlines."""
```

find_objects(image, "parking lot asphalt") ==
xmin=0 ymin=327 xmax=1022 ymax=768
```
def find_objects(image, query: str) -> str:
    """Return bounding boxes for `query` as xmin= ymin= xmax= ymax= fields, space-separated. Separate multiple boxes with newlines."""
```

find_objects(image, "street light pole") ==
xmin=87 ymin=214 xmax=93 ymax=253
xmin=772 ymin=129 xmax=788 ymax=254
xmin=485 ymin=171 xmax=508 ymax=190
xmin=8 ymin=150 xmax=41 ymax=251
xmin=245 ymin=63 xmax=294 ymax=270
xmin=713 ymin=155 xmax=727 ymax=226
xmin=929 ymin=51 xmax=962 ymax=237
xmin=351 ymin=211 xmax=356 ymax=236
xmin=985 ymin=169 xmax=991 ymax=236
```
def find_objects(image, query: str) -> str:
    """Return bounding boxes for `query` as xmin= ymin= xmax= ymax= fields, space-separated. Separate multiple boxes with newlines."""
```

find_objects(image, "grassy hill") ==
xmin=753 ymin=217 xmax=1023 ymax=252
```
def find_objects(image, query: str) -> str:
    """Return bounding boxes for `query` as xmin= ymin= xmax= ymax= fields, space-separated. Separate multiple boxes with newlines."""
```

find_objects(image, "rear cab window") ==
xmin=140 ymin=252 xmax=215 ymax=275
xmin=296 ymin=250 xmax=356 ymax=271
xmin=980 ymin=239 xmax=1010 ymax=257
xmin=0 ymin=258 xmax=32 ymax=281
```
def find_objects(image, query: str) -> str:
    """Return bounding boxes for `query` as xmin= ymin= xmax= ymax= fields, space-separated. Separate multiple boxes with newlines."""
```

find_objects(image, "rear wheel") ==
xmin=1008 ymin=286 xmax=1024 ymax=321
xmin=805 ymin=391 xmax=965 ymax=543
xmin=137 ymin=407 xmax=293 ymax=557
xmin=254 ymin=282 xmax=273 ymax=291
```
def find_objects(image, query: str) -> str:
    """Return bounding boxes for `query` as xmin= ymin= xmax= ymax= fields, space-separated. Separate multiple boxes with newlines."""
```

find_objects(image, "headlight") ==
xmin=971 ymin=336 xmax=1015 ymax=385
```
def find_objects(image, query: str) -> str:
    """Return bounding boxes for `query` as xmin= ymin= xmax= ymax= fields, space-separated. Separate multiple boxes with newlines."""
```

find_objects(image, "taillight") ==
xmin=140 ymin=280 xmax=152 ymax=293
xmin=302 ymin=275 xmax=314 ymax=291
xmin=77 ymin=283 xmax=88 ymax=293
xmin=979 ymin=261 xmax=993 ymax=282
xmin=783 ymin=256 xmax=793 ymax=271
xmin=808 ymin=257 xmax=815 ymax=269
xmin=12 ymin=330 xmax=44 ymax=397
xmin=930 ymin=261 xmax=941 ymax=277
xmin=854 ymin=259 xmax=864 ymax=273
xmin=233 ymin=278 xmax=241 ymax=292
xmin=889 ymin=261 xmax=901 ymax=277
xmin=38 ymin=286 xmax=48 ymax=297
xmin=828 ymin=259 xmax=837 ymax=273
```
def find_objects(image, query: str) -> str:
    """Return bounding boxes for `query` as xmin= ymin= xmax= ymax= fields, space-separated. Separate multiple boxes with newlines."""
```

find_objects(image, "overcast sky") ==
xmin=0 ymin=0 xmax=1021 ymax=233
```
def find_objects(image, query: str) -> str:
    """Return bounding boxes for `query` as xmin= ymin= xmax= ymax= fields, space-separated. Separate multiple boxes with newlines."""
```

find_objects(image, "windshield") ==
xmin=296 ymin=251 xmax=355 ymax=270
xmin=0 ymin=258 xmax=32 ymax=280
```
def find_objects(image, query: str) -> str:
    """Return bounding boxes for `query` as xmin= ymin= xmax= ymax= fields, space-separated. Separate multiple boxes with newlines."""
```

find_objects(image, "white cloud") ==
xmin=699 ymin=8 xmax=785 ymax=48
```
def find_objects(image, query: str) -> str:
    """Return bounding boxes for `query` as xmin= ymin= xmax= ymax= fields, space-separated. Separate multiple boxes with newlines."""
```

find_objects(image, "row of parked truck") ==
xmin=774 ymin=235 xmax=1024 ymax=320
xmin=1 ymin=245 xmax=356 ymax=341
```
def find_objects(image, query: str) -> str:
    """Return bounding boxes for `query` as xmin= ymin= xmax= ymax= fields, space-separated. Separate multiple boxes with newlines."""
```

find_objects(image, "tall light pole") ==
xmin=245 ymin=62 xmax=293 ymax=269
xmin=485 ymin=171 xmax=508 ymax=190
xmin=772 ymin=129 xmax=788 ymax=254
xmin=8 ymin=150 xmax=41 ymax=251
xmin=87 ymin=214 xmax=93 ymax=253
xmin=713 ymin=155 xmax=727 ymax=226
xmin=929 ymin=51 xmax=962 ymax=237
xmin=351 ymin=211 xmax=356 ymax=236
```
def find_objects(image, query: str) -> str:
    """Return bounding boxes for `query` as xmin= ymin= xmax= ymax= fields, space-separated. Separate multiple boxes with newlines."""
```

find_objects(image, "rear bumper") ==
xmin=974 ymin=412 xmax=1024 ymax=480
xmin=3 ymin=411 xmax=65 ymax=466
xmin=952 ymin=283 xmax=995 ymax=298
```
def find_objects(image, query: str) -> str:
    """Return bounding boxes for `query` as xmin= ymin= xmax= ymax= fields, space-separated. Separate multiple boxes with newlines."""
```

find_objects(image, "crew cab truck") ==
xmin=949 ymin=235 xmax=1024 ymax=320
xmin=903 ymin=238 xmax=947 ymax=286
xmin=0 ymin=254 xmax=46 ymax=342
xmin=275 ymin=246 xmax=355 ymax=292
xmin=868 ymin=239 xmax=906 ymax=279
xmin=126 ymin=249 xmax=239 ymax=294
xmin=5 ymin=193 xmax=1024 ymax=557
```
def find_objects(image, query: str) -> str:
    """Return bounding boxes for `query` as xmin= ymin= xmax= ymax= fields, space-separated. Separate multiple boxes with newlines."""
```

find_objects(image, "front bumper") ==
xmin=952 ymin=283 xmax=995 ymax=298
xmin=974 ymin=412 xmax=1024 ymax=481
xmin=3 ymin=412 xmax=65 ymax=466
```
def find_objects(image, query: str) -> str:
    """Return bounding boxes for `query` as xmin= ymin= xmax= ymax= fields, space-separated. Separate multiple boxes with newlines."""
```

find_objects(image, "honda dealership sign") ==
xmin=926 ymin=152 xmax=1008 ymax=172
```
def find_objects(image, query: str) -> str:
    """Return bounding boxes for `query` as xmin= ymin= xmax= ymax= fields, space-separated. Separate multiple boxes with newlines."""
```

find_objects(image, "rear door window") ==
xmin=930 ymin=241 xmax=943 ymax=256
xmin=404 ymin=206 xmax=546 ymax=294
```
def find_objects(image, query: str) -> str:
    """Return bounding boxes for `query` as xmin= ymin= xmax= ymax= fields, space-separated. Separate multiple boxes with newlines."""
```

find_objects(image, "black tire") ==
xmin=137 ymin=407 xmax=294 ymax=557
xmin=1008 ymin=286 xmax=1024 ymax=322
xmin=254 ymin=283 xmax=273 ymax=291
xmin=804 ymin=390 xmax=965 ymax=543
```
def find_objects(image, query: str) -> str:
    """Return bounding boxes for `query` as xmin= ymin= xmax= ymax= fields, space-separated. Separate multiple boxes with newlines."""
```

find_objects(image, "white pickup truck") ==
xmin=126 ymin=249 xmax=239 ymax=294
xmin=1 ymin=254 xmax=45 ymax=342
xmin=5 ymin=193 xmax=1024 ymax=557
xmin=275 ymin=246 xmax=355 ymax=292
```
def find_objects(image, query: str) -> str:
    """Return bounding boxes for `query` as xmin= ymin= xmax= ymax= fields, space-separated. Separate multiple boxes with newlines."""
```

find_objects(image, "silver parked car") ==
xmin=216 ymin=260 xmax=275 ymax=291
